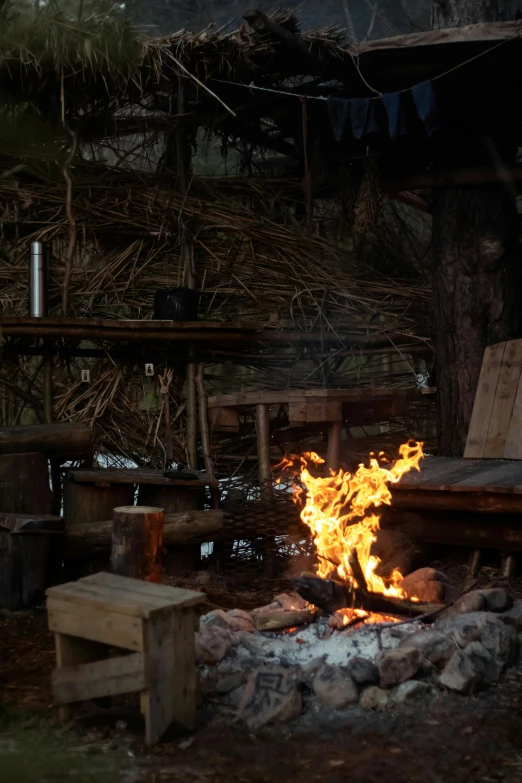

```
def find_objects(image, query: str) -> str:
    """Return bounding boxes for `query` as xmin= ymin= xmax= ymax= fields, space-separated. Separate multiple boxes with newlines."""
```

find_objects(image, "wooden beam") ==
xmin=0 ymin=422 xmax=91 ymax=457
xmin=52 ymin=653 xmax=146 ymax=705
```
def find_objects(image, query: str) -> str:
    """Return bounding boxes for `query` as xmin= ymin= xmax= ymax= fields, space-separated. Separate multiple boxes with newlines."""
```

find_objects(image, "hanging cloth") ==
xmin=327 ymin=96 xmax=351 ymax=141
xmin=381 ymin=91 xmax=407 ymax=139
xmin=412 ymin=80 xmax=440 ymax=137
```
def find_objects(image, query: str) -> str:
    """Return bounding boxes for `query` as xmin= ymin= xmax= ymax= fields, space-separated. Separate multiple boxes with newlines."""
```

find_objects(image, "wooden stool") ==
xmin=46 ymin=572 xmax=205 ymax=744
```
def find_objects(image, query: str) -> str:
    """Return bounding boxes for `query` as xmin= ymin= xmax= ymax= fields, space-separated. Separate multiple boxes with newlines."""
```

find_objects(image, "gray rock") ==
xmin=499 ymin=600 xmax=522 ymax=629
xmin=399 ymin=629 xmax=455 ymax=666
xmin=235 ymin=631 xmax=272 ymax=655
xmin=238 ymin=666 xmax=302 ymax=729
xmin=359 ymin=686 xmax=390 ymax=711
xmin=391 ymin=680 xmax=436 ymax=703
xmin=347 ymin=656 xmax=379 ymax=686
xmin=313 ymin=665 xmax=359 ymax=710
xmin=398 ymin=568 xmax=458 ymax=604
xmin=299 ymin=656 xmax=327 ymax=682
xmin=376 ymin=647 xmax=423 ymax=687
xmin=435 ymin=611 xmax=517 ymax=664
xmin=439 ymin=591 xmax=485 ymax=619
xmin=195 ymin=625 xmax=232 ymax=664
xmin=439 ymin=641 xmax=502 ymax=693
xmin=400 ymin=567 xmax=449 ymax=587
xmin=480 ymin=588 xmax=512 ymax=613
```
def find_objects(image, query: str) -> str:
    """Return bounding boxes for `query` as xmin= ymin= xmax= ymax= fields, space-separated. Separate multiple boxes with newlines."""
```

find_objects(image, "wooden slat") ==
xmin=504 ymin=369 xmax=522 ymax=459
xmin=46 ymin=580 xmax=176 ymax=617
xmin=483 ymin=339 xmax=522 ymax=457
xmin=54 ymin=634 xmax=108 ymax=720
xmin=67 ymin=468 xmax=217 ymax=487
xmin=52 ymin=654 xmax=146 ymax=705
xmin=207 ymin=388 xmax=423 ymax=409
xmin=171 ymin=607 xmax=199 ymax=731
xmin=464 ymin=341 xmax=506 ymax=458
xmin=396 ymin=457 xmax=460 ymax=487
xmin=83 ymin=572 xmax=205 ymax=609
xmin=0 ymin=513 xmax=64 ymax=533
xmin=142 ymin=611 xmax=176 ymax=745
xmin=449 ymin=461 xmax=522 ymax=493
xmin=48 ymin=598 xmax=145 ymax=651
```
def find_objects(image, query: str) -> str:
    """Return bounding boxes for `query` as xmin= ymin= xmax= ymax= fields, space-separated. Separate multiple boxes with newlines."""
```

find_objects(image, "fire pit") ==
xmin=196 ymin=443 xmax=522 ymax=729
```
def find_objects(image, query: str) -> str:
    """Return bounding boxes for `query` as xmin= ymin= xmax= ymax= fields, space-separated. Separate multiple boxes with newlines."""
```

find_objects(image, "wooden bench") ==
xmin=46 ymin=572 xmax=205 ymax=744
xmin=391 ymin=339 xmax=522 ymax=571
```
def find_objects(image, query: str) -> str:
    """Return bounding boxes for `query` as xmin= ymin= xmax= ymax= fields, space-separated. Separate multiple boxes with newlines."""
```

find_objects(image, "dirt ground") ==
xmin=2 ymin=558 xmax=522 ymax=783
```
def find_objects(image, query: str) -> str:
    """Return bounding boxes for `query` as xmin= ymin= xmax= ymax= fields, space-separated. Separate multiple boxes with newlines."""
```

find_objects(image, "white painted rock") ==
xmin=346 ymin=657 xmax=379 ymax=685
xmin=238 ymin=666 xmax=302 ymax=729
xmin=359 ymin=686 xmax=390 ymax=711
xmin=312 ymin=665 xmax=359 ymax=710
xmin=439 ymin=641 xmax=502 ymax=693
xmin=399 ymin=630 xmax=455 ymax=666
xmin=376 ymin=647 xmax=423 ymax=687
xmin=195 ymin=625 xmax=232 ymax=664
xmin=199 ymin=609 xmax=231 ymax=631
xmin=226 ymin=609 xmax=255 ymax=633
xmin=391 ymin=680 xmax=435 ymax=704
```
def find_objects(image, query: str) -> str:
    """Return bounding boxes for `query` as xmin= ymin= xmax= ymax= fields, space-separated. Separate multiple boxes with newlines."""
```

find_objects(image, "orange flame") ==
xmin=279 ymin=441 xmax=424 ymax=598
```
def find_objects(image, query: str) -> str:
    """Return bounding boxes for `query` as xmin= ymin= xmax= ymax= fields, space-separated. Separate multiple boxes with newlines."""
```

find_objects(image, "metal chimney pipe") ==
xmin=29 ymin=241 xmax=47 ymax=317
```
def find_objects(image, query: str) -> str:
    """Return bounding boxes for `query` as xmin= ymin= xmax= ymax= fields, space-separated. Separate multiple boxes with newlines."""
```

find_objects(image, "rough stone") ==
xmin=200 ymin=609 xmax=232 ymax=630
xmin=391 ymin=680 xmax=436 ymax=703
xmin=376 ymin=647 xmax=423 ymax=687
xmin=359 ymin=686 xmax=390 ymax=711
xmin=371 ymin=529 xmax=431 ymax=580
xmin=346 ymin=656 xmax=379 ymax=686
xmin=480 ymin=588 xmax=512 ymax=613
xmin=439 ymin=641 xmax=502 ymax=693
xmin=400 ymin=567 xmax=449 ymax=587
xmin=238 ymin=666 xmax=302 ymax=729
xmin=435 ymin=612 xmax=517 ymax=664
xmin=195 ymin=625 xmax=232 ymax=664
xmin=439 ymin=591 xmax=485 ymax=618
xmin=226 ymin=609 xmax=255 ymax=633
xmin=214 ymin=672 xmax=245 ymax=695
xmin=500 ymin=600 xmax=522 ymax=629
xmin=312 ymin=665 xmax=359 ymax=710
xmin=399 ymin=629 xmax=455 ymax=666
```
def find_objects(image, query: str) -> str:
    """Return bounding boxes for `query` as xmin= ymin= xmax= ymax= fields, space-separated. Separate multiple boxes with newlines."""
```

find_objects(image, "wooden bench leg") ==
xmin=54 ymin=633 xmax=108 ymax=721
xmin=142 ymin=608 xmax=198 ymax=745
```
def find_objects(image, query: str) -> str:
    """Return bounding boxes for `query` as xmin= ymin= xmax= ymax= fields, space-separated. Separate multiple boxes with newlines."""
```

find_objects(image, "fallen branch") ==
xmin=254 ymin=607 xmax=319 ymax=632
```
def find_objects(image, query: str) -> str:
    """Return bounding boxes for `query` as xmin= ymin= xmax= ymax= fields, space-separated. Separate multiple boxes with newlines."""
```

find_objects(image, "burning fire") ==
xmin=278 ymin=441 xmax=424 ymax=598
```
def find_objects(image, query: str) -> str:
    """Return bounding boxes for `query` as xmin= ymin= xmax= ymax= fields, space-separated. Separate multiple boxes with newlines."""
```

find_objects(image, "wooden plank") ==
xmin=0 ymin=513 xmax=64 ymax=533
xmin=396 ymin=457 xmax=461 ymax=487
xmin=52 ymin=653 xmax=146 ymax=705
xmin=142 ymin=611 xmax=176 ymax=745
xmin=449 ymin=461 xmax=522 ymax=493
xmin=209 ymin=407 xmax=240 ymax=432
xmin=83 ymin=572 xmax=205 ymax=609
xmin=54 ymin=633 xmax=108 ymax=720
xmin=397 ymin=457 xmax=496 ymax=491
xmin=390 ymin=488 xmax=522 ymax=513
xmin=504 ymin=369 xmax=522 ymax=459
xmin=48 ymin=598 xmax=145 ymax=651
xmin=171 ymin=607 xmax=199 ymax=731
xmin=483 ymin=339 xmax=522 ymax=457
xmin=67 ymin=468 xmax=217 ymax=487
xmin=207 ymin=388 xmax=423 ymax=409
xmin=464 ymin=341 xmax=506 ymax=458
xmin=46 ymin=580 xmax=176 ymax=617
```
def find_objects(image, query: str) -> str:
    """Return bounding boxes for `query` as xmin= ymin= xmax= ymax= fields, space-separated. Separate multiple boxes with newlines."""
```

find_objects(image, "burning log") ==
xmin=348 ymin=548 xmax=368 ymax=593
xmin=295 ymin=575 xmax=442 ymax=619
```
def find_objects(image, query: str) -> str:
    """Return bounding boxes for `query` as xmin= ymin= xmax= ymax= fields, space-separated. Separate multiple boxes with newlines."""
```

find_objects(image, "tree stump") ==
xmin=0 ymin=452 xmax=52 ymax=514
xmin=111 ymin=506 xmax=165 ymax=583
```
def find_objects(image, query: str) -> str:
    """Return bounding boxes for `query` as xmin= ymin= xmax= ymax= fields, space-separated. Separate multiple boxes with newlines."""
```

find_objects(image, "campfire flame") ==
xmin=278 ymin=441 xmax=424 ymax=598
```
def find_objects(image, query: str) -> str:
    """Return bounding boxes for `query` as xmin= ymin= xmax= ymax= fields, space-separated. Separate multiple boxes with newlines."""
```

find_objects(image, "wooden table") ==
xmin=207 ymin=386 xmax=435 ymax=477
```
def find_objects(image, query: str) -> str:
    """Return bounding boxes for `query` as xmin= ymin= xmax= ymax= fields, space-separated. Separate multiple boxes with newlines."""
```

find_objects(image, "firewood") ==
xmin=348 ymin=548 xmax=368 ymax=593
xmin=295 ymin=575 xmax=442 ymax=618
xmin=254 ymin=608 xmax=319 ymax=632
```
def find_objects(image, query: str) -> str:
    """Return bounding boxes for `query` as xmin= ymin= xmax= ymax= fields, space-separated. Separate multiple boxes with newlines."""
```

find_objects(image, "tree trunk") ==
xmin=430 ymin=0 xmax=522 ymax=455
xmin=111 ymin=506 xmax=165 ymax=583
xmin=432 ymin=185 xmax=521 ymax=455
xmin=430 ymin=0 xmax=517 ymax=27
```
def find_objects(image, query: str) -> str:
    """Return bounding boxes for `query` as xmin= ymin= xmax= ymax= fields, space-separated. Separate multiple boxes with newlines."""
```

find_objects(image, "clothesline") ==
xmin=213 ymin=37 xmax=512 ymax=103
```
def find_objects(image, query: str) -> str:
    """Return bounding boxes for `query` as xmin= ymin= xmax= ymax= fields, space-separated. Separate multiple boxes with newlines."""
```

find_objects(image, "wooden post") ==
xmin=469 ymin=548 xmax=481 ymax=577
xmin=500 ymin=553 xmax=516 ymax=580
xmin=326 ymin=421 xmax=342 ymax=473
xmin=111 ymin=506 xmax=165 ymax=583
xmin=256 ymin=403 xmax=272 ymax=497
